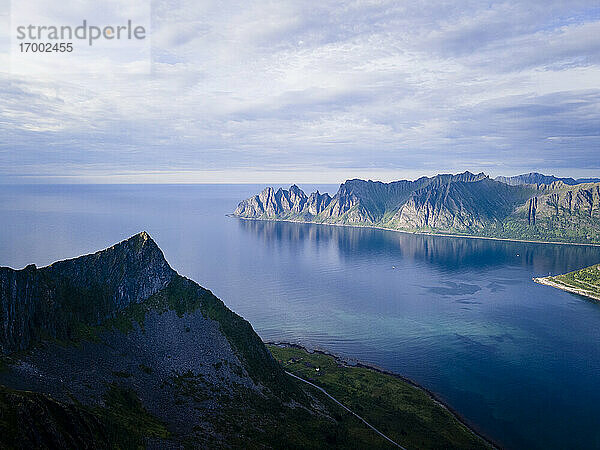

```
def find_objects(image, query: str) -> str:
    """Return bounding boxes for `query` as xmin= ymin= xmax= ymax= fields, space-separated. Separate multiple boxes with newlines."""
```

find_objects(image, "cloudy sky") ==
xmin=1 ymin=0 xmax=599 ymax=183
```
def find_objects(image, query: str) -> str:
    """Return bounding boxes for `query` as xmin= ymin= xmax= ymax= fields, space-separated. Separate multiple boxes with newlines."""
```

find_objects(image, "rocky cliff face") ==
xmin=516 ymin=183 xmax=600 ymax=219
xmin=233 ymin=172 xmax=600 ymax=243
xmin=306 ymin=191 xmax=332 ymax=215
xmin=390 ymin=178 xmax=532 ymax=232
xmin=0 ymin=232 xmax=175 ymax=354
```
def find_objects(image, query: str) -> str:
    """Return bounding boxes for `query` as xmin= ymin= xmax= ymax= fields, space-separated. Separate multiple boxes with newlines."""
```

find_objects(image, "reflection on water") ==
xmin=2 ymin=184 xmax=600 ymax=450
xmin=238 ymin=218 xmax=600 ymax=275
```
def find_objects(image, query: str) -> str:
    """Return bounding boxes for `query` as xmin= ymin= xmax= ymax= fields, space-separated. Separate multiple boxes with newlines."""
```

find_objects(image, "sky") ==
xmin=1 ymin=0 xmax=599 ymax=184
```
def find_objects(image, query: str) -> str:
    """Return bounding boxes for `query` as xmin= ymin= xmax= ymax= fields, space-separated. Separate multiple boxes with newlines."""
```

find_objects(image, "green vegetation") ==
xmin=206 ymin=384 xmax=399 ymax=449
xmin=559 ymin=263 xmax=600 ymax=287
xmin=544 ymin=263 xmax=600 ymax=300
xmin=268 ymin=345 xmax=491 ymax=450
xmin=480 ymin=212 xmax=600 ymax=243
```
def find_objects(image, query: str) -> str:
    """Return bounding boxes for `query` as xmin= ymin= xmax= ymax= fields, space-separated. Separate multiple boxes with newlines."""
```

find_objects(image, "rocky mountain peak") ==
xmin=449 ymin=171 xmax=488 ymax=182
xmin=0 ymin=232 xmax=176 ymax=353
xmin=289 ymin=184 xmax=304 ymax=195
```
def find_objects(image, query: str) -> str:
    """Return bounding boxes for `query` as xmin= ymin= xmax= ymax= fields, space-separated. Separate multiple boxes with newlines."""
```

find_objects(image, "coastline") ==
xmin=228 ymin=215 xmax=600 ymax=248
xmin=266 ymin=341 xmax=499 ymax=449
xmin=533 ymin=277 xmax=600 ymax=301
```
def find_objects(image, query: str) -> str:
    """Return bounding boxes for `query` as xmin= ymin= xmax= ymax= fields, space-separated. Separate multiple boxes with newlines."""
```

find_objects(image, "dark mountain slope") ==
xmin=0 ymin=383 xmax=169 ymax=449
xmin=0 ymin=233 xmax=289 ymax=446
xmin=0 ymin=272 xmax=302 ymax=447
xmin=0 ymin=232 xmax=175 ymax=353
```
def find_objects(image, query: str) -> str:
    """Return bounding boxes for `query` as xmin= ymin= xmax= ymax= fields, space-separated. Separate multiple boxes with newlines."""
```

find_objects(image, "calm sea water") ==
xmin=1 ymin=184 xmax=600 ymax=449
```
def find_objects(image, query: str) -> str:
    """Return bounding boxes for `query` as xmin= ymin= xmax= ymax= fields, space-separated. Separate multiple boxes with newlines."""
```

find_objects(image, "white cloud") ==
xmin=1 ymin=0 xmax=599 ymax=183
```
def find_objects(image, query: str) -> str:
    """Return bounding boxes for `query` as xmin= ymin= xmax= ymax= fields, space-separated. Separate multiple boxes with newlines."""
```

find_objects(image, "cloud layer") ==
xmin=1 ymin=0 xmax=599 ymax=183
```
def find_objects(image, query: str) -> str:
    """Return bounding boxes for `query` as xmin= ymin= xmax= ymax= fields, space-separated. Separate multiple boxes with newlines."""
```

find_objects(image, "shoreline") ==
xmin=266 ymin=341 xmax=499 ymax=449
xmin=229 ymin=215 xmax=600 ymax=248
xmin=533 ymin=277 xmax=600 ymax=301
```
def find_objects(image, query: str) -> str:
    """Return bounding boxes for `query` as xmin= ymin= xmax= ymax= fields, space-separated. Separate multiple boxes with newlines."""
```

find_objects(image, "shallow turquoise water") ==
xmin=1 ymin=184 xmax=600 ymax=449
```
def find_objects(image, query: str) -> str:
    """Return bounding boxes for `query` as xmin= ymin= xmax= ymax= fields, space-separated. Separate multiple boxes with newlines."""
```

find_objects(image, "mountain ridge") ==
xmin=233 ymin=172 xmax=600 ymax=244
xmin=495 ymin=172 xmax=600 ymax=186
xmin=0 ymin=232 xmax=175 ymax=353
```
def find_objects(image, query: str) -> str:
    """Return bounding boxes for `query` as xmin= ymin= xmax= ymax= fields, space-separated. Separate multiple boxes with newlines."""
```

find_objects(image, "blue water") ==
xmin=1 ymin=184 xmax=600 ymax=449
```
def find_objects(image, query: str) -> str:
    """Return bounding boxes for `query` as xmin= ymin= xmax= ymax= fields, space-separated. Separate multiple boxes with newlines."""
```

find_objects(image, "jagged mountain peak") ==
xmin=46 ymin=231 xmax=174 ymax=287
xmin=459 ymin=170 xmax=488 ymax=180
xmin=340 ymin=171 xmax=489 ymax=187
xmin=289 ymin=184 xmax=305 ymax=194
xmin=107 ymin=230 xmax=158 ymax=252
xmin=52 ymin=231 xmax=164 ymax=265
xmin=138 ymin=230 xmax=151 ymax=241
xmin=0 ymin=235 xmax=310 ymax=447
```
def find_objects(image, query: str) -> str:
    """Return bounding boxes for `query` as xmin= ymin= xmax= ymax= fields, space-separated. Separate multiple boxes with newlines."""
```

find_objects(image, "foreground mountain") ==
xmin=0 ymin=231 xmax=175 ymax=354
xmin=234 ymin=172 xmax=600 ymax=244
xmin=0 ymin=233 xmax=489 ymax=448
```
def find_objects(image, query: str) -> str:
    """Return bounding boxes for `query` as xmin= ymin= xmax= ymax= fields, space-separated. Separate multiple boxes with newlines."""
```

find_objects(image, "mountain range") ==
xmin=234 ymin=172 xmax=600 ymax=244
xmin=0 ymin=232 xmax=487 ymax=448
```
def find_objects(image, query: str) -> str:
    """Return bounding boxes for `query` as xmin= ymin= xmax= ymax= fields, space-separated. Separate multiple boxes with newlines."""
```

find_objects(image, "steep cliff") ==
xmin=234 ymin=185 xmax=333 ymax=220
xmin=234 ymin=185 xmax=308 ymax=218
xmin=0 ymin=233 xmax=298 ymax=447
xmin=500 ymin=182 xmax=600 ymax=242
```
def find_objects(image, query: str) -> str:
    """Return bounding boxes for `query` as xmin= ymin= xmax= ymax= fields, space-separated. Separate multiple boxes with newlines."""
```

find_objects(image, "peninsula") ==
xmin=534 ymin=264 xmax=600 ymax=301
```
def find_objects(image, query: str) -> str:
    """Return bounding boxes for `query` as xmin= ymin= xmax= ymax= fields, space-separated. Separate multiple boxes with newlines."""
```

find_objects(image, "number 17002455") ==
xmin=19 ymin=42 xmax=73 ymax=52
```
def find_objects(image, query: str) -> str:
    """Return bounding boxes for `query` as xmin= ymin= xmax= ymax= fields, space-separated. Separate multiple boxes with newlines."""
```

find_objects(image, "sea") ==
xmin=1 ymin=184 xmax=600 ymax=449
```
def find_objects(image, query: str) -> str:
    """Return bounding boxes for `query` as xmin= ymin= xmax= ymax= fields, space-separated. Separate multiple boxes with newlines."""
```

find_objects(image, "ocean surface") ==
xmin=1 ymin=184 xmax=600 ymax=449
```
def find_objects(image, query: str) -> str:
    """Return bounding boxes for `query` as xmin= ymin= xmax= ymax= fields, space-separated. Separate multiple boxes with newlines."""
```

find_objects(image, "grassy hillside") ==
xmin=0 ymin=384 xmax=169 ymax=449
xmin=269 ymin=345 xmax=492 ymax=450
